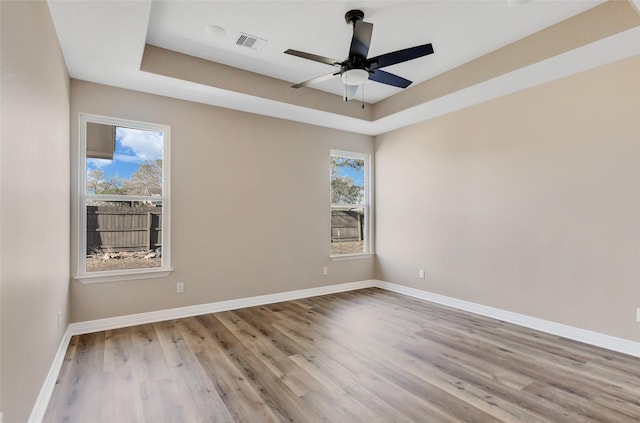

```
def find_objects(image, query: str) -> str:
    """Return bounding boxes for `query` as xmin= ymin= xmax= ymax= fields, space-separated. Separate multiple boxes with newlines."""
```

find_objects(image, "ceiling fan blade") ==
xmin=292 ymin=71 xmax=340 ymax=88
xmin=284 ymin=49 xmax=341 ymax=67
xmin=349 ymin=20 xmax=373 ymax=60
xmin=367 ymin=43 xmax=434 ymax=69
xmin=368 ymin=69 xmax=412 ymax=88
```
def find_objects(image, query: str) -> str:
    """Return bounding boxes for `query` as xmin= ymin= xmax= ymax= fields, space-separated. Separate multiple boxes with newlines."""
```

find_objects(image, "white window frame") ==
xmin=76 ymin=113 xmax=172 ymax=283
xmin=330 ymin=149 xmax=373 ymax=260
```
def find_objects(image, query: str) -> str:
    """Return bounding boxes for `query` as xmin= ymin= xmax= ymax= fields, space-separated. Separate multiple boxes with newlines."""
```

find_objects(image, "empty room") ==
xmin=1 ymin=0 xmax=639 ymax=422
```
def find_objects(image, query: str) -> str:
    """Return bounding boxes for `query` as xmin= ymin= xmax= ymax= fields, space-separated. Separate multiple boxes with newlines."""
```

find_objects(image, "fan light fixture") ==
xmin=341 ymin=68 xmax=369 ymax=85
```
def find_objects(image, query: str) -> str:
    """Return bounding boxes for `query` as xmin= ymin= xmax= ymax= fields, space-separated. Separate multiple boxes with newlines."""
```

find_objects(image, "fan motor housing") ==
xmin=345 ymin=9 xmax=365 ymax=25
xmin=341 ymin=63 xmax=368 ymax=73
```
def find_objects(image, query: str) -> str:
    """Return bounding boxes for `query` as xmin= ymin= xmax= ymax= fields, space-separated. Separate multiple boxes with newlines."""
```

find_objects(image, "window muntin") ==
xmin=330 ymin=151 xmax=370 ymax=256
xmin=78 ymin=115 xmax=171 ymax=281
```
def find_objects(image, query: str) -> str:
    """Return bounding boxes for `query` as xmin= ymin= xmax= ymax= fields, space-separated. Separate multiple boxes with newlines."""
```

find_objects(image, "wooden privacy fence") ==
xmin=87 ymin=205 xmax=162 ymax=253
xmin=331 ymin=209 xmax=364 ymax=242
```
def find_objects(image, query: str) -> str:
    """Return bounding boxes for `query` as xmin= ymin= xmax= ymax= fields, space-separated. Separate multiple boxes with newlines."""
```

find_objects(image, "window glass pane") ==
xmin=86 ymin=200 xmax=163 ymax=272
xmin=331 ymin=156 xmax=365 ymax=204
xmin=331 ymin=207 xmax=365 ymax=255
xmin=86 ymin=126 xmax=163 ymax=196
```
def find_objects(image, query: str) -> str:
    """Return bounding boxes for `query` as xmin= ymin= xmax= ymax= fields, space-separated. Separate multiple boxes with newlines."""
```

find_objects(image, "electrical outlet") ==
xmin=419 ymin=269 xmax=425 ymax=279
xmin=176 ymin=282 xmax=184 ymax=294
xmin=57 ymin=311 xmax=62 ymax=328
xmin=322 ymin=266 xmax=328 ymax=276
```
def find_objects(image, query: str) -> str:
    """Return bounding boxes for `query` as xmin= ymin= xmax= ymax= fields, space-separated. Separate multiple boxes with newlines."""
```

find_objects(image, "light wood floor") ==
xmin=45 ymin=288 xmax=640 ymax=422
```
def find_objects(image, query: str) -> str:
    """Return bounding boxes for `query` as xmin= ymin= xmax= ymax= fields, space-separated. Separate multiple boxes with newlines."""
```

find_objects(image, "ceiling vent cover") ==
xmin=235 ymin=33 xmax=267 ymax=51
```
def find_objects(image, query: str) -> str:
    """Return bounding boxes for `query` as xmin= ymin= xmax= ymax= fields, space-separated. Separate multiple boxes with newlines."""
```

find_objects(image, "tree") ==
xmin=124 ymin=159 xmax=162 ymax=196
xmin=87 ymin=169 xmax=126 ymax=194
xmin=86 ymin=169 xmax=104 ymax=194
xmin=331 ymin=157 xmax=364 ymax=204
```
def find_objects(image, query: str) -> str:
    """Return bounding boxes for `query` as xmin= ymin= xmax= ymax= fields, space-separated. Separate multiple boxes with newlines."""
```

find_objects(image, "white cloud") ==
xmin=116 ymin=127 xmax=162 ymax=162
xmin=87 ymin=158 xmax=112 ymax=169
xmin=113 ymin=153 xmax=142 ymax=163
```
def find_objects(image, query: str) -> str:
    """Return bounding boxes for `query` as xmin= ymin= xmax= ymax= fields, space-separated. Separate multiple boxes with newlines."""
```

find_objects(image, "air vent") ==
xmin=235 ymin=32 xmax=267 ymax=51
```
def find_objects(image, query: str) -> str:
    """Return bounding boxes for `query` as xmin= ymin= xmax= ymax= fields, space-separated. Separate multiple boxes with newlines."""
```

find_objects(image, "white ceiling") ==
xmin=146 ymin=0 xmax=602 ymax=103
xmin=47 ymin=0 xmax=640 ymax=135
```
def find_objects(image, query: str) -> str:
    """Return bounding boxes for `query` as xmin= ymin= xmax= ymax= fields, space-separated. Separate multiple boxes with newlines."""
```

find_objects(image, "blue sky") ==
xmin=87 ymin=127 xmax=163 ymax=180
xmin=334 ymin=159 xmax=365 ymax=187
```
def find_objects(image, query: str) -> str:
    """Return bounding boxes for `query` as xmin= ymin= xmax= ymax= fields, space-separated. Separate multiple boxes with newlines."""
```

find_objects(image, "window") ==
xmin=330 ymin=150 xmax=371 ymax=257
xmin=77 ymin=114 xmax=171 ymax=283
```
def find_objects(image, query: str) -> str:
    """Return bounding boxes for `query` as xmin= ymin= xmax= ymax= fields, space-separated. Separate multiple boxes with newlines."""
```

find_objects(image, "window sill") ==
xmin=330 ymin=253 xmax=374 ymax=261
xmin=76 ymin=268 xmax=174 ymax=284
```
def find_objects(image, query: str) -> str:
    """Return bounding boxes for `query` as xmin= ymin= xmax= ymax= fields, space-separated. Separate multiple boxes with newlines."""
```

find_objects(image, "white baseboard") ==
xmin=28 ymin=327 xmax=73 ymax=423
xmin=68 ymin=280 xmax=377 ymax=336
xmin=376 ymin=280 xmax=640 ymax=358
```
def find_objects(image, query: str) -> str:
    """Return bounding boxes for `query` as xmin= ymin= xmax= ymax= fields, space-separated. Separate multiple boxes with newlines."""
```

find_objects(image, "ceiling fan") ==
xmin=284 ymin=9 xmax=434 ymax=101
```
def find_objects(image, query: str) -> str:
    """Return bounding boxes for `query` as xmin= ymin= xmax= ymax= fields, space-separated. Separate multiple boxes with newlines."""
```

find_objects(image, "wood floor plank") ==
xmin=45 ymin=288 xmax=640 ymax=422
xmin=189 ymin=315 xmax=285 ymax=422
xmin=406 ymin=330 xmax=598 ymax=422
xmin=161 ymin=319 xmax=237 ymax=422
xmin=100 ymin=328 xmax=145 ymax=423
xmin=129 ymin=322 xmax=184 ymax=423
xmin=46 ymin=332 xmax=107 ymax=423
xmin=194 ymin=347 xmax=281 ymax=422
xmin=215 ymin=311 xmax=315 ymax=397
xmin=412 ymin=324 xmax=627 ymax=422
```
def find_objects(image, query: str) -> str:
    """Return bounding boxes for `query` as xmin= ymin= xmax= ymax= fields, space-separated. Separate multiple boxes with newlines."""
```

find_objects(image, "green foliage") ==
xmin=331 ymin=156 xmax=364 ymax=204
xmin=331 ymin=176 xmax=363 ymax=203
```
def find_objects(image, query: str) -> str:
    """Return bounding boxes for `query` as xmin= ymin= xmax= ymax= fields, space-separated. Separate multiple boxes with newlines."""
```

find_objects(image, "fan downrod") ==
xmin=344 ymin=9 xmax=364 ymax=25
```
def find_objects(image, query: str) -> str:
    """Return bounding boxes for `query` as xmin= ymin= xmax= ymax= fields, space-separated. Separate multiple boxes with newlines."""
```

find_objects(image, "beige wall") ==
xmin=375 ymin=55 xmax=640 ymax=342
xmin=70 ymin=81 xmax=374 ymax=322
xmin=0 ymin=1 xmax=71 ymax=422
